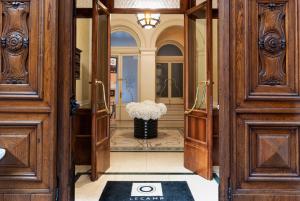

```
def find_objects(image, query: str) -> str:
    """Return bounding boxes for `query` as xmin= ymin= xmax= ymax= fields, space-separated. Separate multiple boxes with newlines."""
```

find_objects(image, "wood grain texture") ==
xmin=3 ymin=194 xmax=30 ymax=201
xmin=0 ymin=0 xmax=57 ymax=199
xmin=31 ymin=194 xmax=53 ymax=201
xmin=243 ymin=0 xmax=299 ymax=101
xmin=74 ymin=108 xmax=92 ymax=165
xmin=57 ymin=0 xmax=76 ymax=200
xmin=0 ymin=2 xmax=29 ymax=85
xmin=218 ymin=0 xmax=231 ymax=199
xmin=0 ymin=0 xmax=44 ymax=99
xmin=90 ymin=1 xmax=111 ymax=181
xmin=230 ymin=0 xmax=300 ymax=200
xmin=184 ymin=1 xmax=214 ymax=180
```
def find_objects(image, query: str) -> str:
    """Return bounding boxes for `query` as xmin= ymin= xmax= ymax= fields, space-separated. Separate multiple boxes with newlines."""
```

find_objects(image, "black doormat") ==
xmin=99 ymin=181 xmax=195 ymax=201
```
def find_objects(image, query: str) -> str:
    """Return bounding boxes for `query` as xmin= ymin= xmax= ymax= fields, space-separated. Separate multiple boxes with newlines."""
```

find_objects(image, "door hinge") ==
xmin=55 ymin=177 xmax=60 ymax=201
xmin=227 ymin=178 xmax=232 ymax=201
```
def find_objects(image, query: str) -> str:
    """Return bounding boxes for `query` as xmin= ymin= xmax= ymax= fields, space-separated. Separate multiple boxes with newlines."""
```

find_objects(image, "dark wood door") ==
xmin=90 ymin=0 xmax=110 ymax=181
xmin=230 ymin=0 xmax=300 ymax=200
xmin=0 ymin=0 xmax=57 ymax=200
xmin=184 ymin=1 xmax=213 ymax=180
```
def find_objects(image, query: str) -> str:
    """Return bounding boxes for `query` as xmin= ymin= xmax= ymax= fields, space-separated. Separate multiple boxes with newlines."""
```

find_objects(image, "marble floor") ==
xmin=110 ymin=128 xmax=184 ymax=152
xmin=75 ymin=152 xmax=219 ymax=201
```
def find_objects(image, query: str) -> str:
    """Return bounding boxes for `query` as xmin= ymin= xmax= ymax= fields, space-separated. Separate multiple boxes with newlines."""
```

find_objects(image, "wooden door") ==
xmin=184 ymin=1 xmax=213 ymax=180
xmin=0 ymin=0 xmax=57 ymax=200
xmin=229 ymin=0 xmax=300 ymax=200
xmin=91 ymin=0 xmax=110 ymax=181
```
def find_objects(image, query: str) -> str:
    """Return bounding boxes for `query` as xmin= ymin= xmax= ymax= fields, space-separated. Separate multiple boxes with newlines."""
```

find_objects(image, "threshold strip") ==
xmin=75 ymin=172 xmax=220 ymax=184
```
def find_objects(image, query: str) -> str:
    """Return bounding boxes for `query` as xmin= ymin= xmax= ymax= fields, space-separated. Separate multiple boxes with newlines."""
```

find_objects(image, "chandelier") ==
xmin=137 ymin=13 xmax=160 ymax=29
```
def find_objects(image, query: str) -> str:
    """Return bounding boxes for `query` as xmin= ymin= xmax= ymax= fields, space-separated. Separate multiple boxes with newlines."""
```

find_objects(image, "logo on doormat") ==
xmin=130 ymin=183 xmax=164 ymax=200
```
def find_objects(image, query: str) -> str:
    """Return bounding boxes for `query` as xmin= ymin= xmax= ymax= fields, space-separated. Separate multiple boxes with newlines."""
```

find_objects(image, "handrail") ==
xmin=95 ymin=80 xmax=110 ymax=115
xmin=184 ymin=80 xmax=210 ymax=115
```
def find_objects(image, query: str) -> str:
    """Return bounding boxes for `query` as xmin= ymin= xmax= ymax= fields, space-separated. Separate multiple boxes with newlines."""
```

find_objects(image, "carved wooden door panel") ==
xmin=0 ymin=0 xmax=57 ymax=201
xmin=184 ymin=1 xmax=214 ymax=180
xmin=90 ymin=0 xmax=110 ymax=182
xmin=230 ymin=0 xmax=300 ymax=200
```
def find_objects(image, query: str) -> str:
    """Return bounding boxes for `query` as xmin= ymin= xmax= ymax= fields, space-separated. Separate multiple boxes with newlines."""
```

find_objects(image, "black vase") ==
xmin=134 ymin=118 xmax=158 ymax=139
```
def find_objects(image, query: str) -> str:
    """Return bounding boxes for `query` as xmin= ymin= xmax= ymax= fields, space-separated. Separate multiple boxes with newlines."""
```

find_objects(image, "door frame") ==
xmin=57 ymin=0 xmax=231 ymax=201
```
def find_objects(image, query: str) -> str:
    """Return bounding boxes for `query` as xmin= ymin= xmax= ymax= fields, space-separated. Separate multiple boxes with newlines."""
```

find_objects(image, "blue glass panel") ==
xmin=157 ymin=44 xmax=183 ymax=56
xmin=122 ymin=56 xmax=138 ymax=103
xmin=111 ymin=31 xmax=137 ymax=47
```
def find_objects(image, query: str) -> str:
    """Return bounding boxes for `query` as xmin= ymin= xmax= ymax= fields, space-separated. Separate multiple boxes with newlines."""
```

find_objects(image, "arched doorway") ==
xmin=156 ymin=43 xmax=184 ymax=104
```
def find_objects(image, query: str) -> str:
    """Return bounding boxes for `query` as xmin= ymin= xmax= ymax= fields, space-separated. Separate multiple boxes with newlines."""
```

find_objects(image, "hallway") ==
xmin=75 ymin=152 xmax=219 ymax=201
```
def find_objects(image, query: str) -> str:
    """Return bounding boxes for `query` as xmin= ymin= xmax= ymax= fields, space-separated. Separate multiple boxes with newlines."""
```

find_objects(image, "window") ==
xmin=157 ymin=44 xmax=183 ymax=56
xmin=111 ymin=31 xmax=138 ymax=47
xmin=156 ymin=43 xmax=184 ymax=104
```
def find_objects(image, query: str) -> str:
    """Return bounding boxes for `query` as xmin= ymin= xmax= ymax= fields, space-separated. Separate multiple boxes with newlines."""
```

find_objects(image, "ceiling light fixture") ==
xmin=137 ymin=13 xmax=160 ymax=29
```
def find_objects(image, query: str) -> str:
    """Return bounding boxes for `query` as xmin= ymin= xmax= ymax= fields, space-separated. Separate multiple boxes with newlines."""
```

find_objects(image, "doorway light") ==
xmin=137 ymin=13 xmax=160 ymax=29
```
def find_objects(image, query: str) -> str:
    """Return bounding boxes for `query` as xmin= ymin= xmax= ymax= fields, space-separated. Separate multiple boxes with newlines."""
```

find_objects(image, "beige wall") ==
xmin=76 ymin=13 xmax=218 ymax=107
xmin=111 ymin=14 xmax=184 ymax=102
xmin=156 ymin=26 xmax=184 ymax=49
xmin=76 ymin=19 xmax=92 ymax=106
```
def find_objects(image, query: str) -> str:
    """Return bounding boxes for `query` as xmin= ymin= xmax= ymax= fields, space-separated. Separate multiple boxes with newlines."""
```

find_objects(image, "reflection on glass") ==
xmin=195 ymin=18 xmax=207 ymax=110
xmin=96 ymin=15 xmax=109 ymax=110
xmin=156 ymin=63 xmax=169 ymax=98
xmin=188 ymin=7 xmax=207 ymax=110
xmin=171 ymin=63 xmax=183 ymax=98
xmin=115 ymin=72 xmax=119 ymax=104
xmin=122 ymin=56 xmax=138 ymax=103
xmin=213 ymin=19 xmax=219 ymax=107
xmin=114 ymin=0 xmax=180 ymax=9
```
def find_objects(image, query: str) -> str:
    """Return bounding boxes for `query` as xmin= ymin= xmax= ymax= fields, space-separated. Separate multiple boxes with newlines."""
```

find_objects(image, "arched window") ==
xmin=156 ymin=43 xmax=184 ymax=104
xmin=111 ymin=31 xmax=138 ymax=47
xmin=157 ymin=44 xmax=183 ymax=56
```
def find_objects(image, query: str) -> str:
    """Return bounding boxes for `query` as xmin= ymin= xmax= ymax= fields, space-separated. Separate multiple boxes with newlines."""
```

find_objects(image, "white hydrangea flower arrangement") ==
xmin=126 ymin=100 xmax=167 ymax=121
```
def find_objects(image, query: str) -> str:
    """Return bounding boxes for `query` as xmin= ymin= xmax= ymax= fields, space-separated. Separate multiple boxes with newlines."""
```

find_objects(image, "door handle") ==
xmin=184 ymin=80 xmax=209 ymax=115
xmin=0 ymin=148 xmax=6 ymax=161
xmin=185 ymin=85 xmax=200 ymax=115
xmin=95 ymin=80 xmax=110 ymax=115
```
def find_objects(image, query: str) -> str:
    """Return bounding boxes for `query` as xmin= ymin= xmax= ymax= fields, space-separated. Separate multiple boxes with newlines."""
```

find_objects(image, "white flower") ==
xmin=126 ymin=100 xmax=168 ymax=120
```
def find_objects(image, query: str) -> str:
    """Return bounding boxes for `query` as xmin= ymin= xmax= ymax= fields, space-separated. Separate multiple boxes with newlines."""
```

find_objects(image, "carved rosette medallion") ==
xmin=0 ymin=2 xmax=30 ymax=84
xmin=258 ymin=3 xmax=286 ymax=86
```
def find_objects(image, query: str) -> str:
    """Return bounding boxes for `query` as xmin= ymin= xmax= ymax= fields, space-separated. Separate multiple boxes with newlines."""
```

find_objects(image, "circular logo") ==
xmin=137 ymin=185 xmax=155 ymax=193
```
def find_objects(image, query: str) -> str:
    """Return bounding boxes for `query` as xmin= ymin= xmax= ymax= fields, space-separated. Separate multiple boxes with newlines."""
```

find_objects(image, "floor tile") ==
xmin=75 ymin=174 xmax=218 ymax=201
xmin=75 ymin=152 xmax=218 ymax=201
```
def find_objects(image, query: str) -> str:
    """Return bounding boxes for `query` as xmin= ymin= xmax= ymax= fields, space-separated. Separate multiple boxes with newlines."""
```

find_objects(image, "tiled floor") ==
xmin=75 ymin=152 xmax=219 ymax=201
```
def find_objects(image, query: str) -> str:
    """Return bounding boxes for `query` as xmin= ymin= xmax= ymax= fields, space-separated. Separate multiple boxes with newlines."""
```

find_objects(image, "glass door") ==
xmin=184 ymin=0 xmax=214 ymax=180
xmin=112 ymin=55 xmax=139 ymax=120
